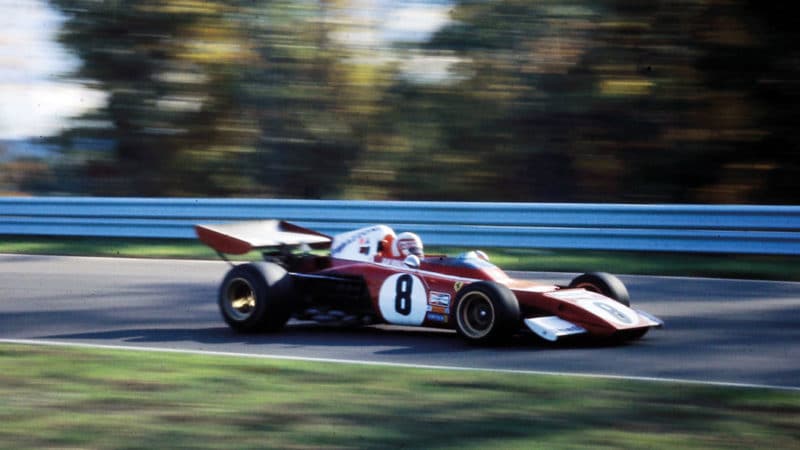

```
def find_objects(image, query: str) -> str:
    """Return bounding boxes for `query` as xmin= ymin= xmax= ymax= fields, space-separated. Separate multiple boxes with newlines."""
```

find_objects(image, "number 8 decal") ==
xmin=379 ymin=273 xmax=427 ymax=325
xmin=395 ymin=274 xmax=413 ymax=315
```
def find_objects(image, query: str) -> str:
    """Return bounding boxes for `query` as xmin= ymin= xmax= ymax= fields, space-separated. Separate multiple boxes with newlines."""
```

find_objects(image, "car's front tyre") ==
xmin=453 ymin=281 xmax=520 ymax=344
xmin=568 ymin=272 xmax=630 ymax=307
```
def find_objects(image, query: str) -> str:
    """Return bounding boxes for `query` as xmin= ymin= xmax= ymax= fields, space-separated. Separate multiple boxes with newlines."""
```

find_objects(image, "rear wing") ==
xmin=195 ymin=220 xmax=331 ymax=255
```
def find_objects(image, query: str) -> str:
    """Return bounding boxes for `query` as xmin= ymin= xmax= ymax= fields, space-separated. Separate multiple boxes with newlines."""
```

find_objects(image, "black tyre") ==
xmin=568 ymin=272 xmax=630 ymax=307
xmin=218 ymin=262 xmax=294 ymax=333
xmin=453 ymin=281 xmax=521 ymax=344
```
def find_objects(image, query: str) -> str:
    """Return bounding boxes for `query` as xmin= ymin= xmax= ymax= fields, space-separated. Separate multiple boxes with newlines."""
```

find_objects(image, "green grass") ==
xmin=0 ymin=343 xmax=798 ymax=449
xmin=0 ymin=235 xmax=221 ymax=259
xmin=2 ymin=235 xmax=800 ymax=281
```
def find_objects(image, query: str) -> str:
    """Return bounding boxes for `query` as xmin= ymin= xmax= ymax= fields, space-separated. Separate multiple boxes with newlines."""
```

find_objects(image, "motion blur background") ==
xmin=1 ymin=0 xmax=798 ymax=203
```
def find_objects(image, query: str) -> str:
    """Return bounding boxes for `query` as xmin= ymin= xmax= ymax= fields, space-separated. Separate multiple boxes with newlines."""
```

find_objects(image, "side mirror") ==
xmin=403 ymin=254 xmax=420 ymax=268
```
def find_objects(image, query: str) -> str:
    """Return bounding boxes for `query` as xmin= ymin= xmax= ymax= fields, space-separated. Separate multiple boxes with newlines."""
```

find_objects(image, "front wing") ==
xmin=525 ymin=289 xmax=663 ymax=341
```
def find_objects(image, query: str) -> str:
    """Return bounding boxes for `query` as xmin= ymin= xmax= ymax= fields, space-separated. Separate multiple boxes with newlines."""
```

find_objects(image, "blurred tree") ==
xmin=45 ymin=0 xmax=800 ymax=203
xmin=691 ymin=2 xmax=800 ymax=203
xmin=50 ymin=0 xmax=398 ymax=198
xmin=400 ymin=0 xmax=800 ymax=203
xmin=50 ymin=0 xmax=261 ymax=195
xmin=236 ymin=0 xmax=390 ymax=198
xmin=402 ymin=0 xmax=682 ymax=201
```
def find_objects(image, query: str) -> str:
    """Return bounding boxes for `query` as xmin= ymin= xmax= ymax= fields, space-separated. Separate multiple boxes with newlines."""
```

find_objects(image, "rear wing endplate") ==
xmin=195 ymin=220 xmax=331 ymax=255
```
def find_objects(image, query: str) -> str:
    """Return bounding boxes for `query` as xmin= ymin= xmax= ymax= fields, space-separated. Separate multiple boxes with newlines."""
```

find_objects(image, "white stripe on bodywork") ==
xmin=546 ymin=289 xmax=661 ymax=328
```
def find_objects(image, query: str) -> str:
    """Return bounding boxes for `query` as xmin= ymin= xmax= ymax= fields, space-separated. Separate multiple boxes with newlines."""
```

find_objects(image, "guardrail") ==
xmin=1 ymin=197 xmax=800 ymax=254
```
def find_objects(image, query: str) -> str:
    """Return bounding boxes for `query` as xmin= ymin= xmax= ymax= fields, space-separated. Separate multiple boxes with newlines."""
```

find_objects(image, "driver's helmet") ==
xmin=393 ymin=232 xmax=424 ymax=258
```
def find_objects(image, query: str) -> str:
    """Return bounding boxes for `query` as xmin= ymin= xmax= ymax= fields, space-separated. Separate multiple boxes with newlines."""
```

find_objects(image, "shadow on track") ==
xmin=37 ymin=321 xmax=641 ymax=357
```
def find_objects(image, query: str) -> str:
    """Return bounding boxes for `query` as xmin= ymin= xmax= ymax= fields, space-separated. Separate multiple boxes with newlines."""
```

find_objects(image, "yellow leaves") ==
xmin=180 ymin=39 xmax=249 ymax=64
xmin=131 ymin=2 xmax=258 ymax=65
xmin=137 ymin=0 xmax=225 ymax=15
xmin=178 ymin=20 xmax=258 ymax=65
xmin=341 ymin=62 xmax=381 ymax=88
xmin=330 ymin=61 xmax=389 ymax=115
xmin=599 ymin=79 xmax=654 ymax=96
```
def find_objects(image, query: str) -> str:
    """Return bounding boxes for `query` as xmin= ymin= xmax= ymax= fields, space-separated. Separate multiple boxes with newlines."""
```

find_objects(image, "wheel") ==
xmin=568 ymin=272 xmax=630 ymax=307
xmin=218 ymin=262 xmax=294 ymax=333
xmin=453 ymin=281 xmax=520 ymax=344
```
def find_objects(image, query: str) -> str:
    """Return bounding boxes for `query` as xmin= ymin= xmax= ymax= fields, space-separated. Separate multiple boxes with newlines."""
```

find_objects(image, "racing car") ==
xmin=196 ymin=220 xmax=663 ymax=344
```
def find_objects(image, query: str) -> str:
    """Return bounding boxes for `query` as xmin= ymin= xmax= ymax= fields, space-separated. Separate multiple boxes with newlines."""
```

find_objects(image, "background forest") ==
xmin=2 ymin=0 xmax=798 ymax=203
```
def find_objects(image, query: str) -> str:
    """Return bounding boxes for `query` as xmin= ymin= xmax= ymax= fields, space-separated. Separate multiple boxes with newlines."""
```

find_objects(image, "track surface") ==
xmin=1 ymin=254 xmax=798 ymax=388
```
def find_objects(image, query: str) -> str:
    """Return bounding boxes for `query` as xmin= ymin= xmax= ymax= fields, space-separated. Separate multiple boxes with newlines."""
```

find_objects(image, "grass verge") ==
xmin=0 ymin=343 xmax=798 ymax=449
xmin=2 ymin=235 xmax=800 ymax=281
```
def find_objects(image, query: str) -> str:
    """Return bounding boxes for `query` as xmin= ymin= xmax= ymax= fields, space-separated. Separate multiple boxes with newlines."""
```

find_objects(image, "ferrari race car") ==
xmin=196 ymin=221 xmax=663 ymax=344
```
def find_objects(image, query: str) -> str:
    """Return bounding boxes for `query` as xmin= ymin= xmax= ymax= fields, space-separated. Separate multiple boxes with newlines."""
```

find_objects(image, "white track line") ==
xmin=2 ymin=338 xmax=798 ymax=392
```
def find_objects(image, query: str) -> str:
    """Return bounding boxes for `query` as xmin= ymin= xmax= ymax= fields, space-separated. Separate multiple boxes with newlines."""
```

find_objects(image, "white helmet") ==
xmin=393 ymin=232 xmax=423 ymax=258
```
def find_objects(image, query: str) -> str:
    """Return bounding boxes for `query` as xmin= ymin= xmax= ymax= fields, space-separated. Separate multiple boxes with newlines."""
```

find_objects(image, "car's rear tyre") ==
xmin=218 ymin=262 xmax=294 ymax=333
xmin=453 ymin=281 xmax=520 ymax=344
xmin=568 ymin=272 xmax=630 ymax=307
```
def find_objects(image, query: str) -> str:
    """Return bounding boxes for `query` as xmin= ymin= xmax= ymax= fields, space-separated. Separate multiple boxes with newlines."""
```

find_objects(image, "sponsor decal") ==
xmin=426 ymin=312 xmax=448 ymax=323
xmin=332 ymin=226 xmax=382 ymax=255
xmin=358 ymin=236 xmax=371 ymax=254
xmin=426 ymin=305 xmax=449 ymax=315
xmin=428 ymin=291 xmax=451 ymax=307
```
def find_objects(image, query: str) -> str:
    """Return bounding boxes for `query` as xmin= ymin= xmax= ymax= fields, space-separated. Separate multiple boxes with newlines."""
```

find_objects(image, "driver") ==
xmin=393 ymin=232 xmax=424 ymax=259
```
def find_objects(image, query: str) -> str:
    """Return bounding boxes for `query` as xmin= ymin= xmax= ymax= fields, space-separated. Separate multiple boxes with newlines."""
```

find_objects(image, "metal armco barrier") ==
xmin=1 ymin=197 xmax=800 ymax=254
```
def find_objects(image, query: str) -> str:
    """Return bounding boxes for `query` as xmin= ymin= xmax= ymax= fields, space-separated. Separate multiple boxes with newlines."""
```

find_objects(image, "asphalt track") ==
xmin=1 ymin=254 xmax=798 ymax=389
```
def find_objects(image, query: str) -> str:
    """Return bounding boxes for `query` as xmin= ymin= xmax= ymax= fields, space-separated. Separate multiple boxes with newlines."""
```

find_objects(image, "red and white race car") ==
xmin=196 ymin=221 xmax=663 ymax=344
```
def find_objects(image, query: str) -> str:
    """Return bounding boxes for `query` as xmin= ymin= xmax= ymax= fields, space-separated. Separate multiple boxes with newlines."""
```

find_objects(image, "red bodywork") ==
xmin=317 ymin=255 xmax=655 ymax=337
xmin=197 ymin=221 xmax=661 ymax=340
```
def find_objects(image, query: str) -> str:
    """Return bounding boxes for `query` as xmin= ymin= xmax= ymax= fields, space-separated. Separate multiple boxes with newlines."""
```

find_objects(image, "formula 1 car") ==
xmin=196 ymin=221 xmax=663 ymax=344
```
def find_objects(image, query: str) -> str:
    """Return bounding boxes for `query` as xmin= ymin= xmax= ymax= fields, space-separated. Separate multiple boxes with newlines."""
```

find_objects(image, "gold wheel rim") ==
xmin=224 ymin=277 xmax=256 ymax=321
